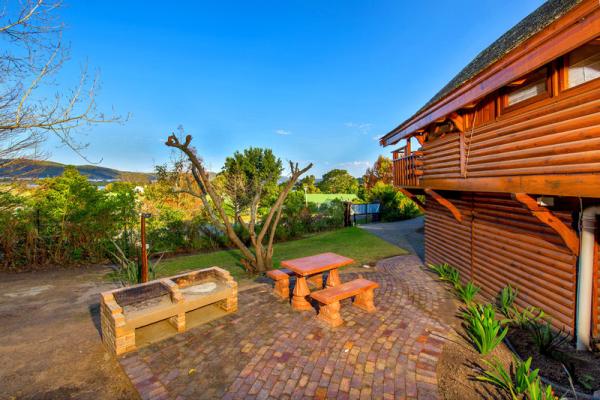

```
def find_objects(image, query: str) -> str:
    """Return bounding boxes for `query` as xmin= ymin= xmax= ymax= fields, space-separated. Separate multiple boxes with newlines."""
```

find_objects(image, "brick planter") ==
xmin=100 ymin=267 xmax=237 ymax=355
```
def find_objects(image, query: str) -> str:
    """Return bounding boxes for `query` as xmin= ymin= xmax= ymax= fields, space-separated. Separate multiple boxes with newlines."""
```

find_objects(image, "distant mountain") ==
xmin=0 ymin=159 xmax=155 ymax=183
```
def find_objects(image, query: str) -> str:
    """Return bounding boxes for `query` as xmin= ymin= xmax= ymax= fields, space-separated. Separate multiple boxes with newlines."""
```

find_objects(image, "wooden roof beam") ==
xmin=512 ymin=193 xmax=579 ymax=256
xmin=397 ymin=188 xmax=425 ymax=213
xmin=424 ymin=189 xmax=462 ymax=222
xmin=448 ymin=112 xmax=465 ymax=132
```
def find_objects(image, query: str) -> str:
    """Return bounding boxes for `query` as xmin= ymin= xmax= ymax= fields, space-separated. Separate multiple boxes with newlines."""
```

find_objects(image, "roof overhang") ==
xmin=380 ymin=0 xmax=600 ymax=147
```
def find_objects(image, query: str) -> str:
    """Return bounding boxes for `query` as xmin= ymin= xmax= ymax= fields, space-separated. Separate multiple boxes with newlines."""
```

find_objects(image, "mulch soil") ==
xmin=435 ymin=278 xmax=600 ymax=399
xmin=508 ymin=327 xmax=600 ymax=395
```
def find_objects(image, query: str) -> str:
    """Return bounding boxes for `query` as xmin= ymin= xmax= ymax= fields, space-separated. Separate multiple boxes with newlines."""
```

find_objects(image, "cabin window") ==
xmin=566 ymin=40 xmax=600 ymax=89
xmin=504 ymin=68 xmax=548 ymax=108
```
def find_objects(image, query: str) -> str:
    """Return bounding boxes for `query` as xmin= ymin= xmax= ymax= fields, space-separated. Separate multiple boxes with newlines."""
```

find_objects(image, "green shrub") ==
xmin=508 ymin=306 xmax=546 ymax=327
xmin=497 ymin=284 xmax=518 ymax=317
xmin=108 ymin=240 xmax=165 ymax=285
xmin=478 ymin=356 xmax=559 ymax=400
xmin=364 ymin=182 xmax=421 ymax=221
xmin=528 ymin=320 xmax=569 ymax=356
xmin=455 ymin=281 xmax=480 ymax=305
xmin=428 ymin=263 xmax=460 ymax=287
xmin=496 ymin=285 xmax=545 ymax=327
xmin=440 ymin=266 xmax=460 ymax=286
xmin=462 ymin=303 xmax=508 ymax=355
xmin=428 ymin=262 xmax=450 ymax=276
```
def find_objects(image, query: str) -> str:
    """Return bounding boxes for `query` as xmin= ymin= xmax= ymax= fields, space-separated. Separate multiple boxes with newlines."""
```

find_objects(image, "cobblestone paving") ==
xmin=119 ymin=255 xmax=456 ymax=400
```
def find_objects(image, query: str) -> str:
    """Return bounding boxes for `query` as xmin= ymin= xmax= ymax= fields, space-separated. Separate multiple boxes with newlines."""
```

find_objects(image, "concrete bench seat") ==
xmin=310 ymin=278 xmax=379 ymax=327
xmin=266 ymin=268 xmax=294 ymax=299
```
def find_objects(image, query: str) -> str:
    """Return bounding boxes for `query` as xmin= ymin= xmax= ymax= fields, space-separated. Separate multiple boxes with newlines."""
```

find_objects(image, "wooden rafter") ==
xmin=425 ymin=189 xmax=462 ymax=222
xmin=449 ymin=112 xmax=465 ymax=132
xmin=512 ymin=193 xmax=580 ymax=256
xmin=397 ymin=188 xmax=425 ymax=212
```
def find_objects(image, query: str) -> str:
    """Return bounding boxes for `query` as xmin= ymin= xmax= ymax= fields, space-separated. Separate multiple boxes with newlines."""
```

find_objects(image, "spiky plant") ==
xmin=455 ymin=281 xmax=481 ymax=305
xmin=462 ymin=303 xmax=508 ymax=355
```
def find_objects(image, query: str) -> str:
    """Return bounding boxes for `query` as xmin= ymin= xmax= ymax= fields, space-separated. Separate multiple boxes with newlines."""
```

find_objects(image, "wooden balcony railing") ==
xmin=392 ymin=149 xmax=423 ymax=187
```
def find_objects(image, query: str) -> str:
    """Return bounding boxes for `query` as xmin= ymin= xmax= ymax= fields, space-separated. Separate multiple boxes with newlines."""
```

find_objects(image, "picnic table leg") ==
xmin=307 ymin=273 xmax=323 ymax=288
xmin=353 ymin=288 xmax=376 ymax=312
xmin=292 ymin=276 xmax=312 ymax=311
xmin=317 ymin=301 xmax=343 ymax=327
xmin=326 ymin=268 xmax=341 ymax=287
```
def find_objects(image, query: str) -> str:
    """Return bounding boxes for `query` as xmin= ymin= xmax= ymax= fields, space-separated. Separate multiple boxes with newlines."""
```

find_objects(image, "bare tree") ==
xmin=0 ymin=0 xmax=121 ymax=166
xmin=165 ymin=132 xmax=312 ymax=273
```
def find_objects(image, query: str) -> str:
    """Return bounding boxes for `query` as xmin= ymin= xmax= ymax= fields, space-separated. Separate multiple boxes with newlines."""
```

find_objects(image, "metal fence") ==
xmin=344 ymin=202 xmax=381 ymax=226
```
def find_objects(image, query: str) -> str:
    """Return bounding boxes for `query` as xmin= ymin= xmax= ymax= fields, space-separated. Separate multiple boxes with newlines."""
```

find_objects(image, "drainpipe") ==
xmin=576 ymin=205 xmax=600 ymax=351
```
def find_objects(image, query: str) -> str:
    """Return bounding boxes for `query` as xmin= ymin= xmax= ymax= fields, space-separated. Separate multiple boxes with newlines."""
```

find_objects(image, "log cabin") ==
xmin=379 ymin=0 xmax=600 ymax=350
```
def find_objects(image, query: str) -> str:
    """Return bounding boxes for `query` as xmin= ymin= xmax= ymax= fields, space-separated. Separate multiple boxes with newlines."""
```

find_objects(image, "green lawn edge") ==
xmin=158 ymin=227 xmax=408 ymax=280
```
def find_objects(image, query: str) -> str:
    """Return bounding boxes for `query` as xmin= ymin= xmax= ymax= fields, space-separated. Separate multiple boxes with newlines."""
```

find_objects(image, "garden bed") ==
xmin=427 ymin=263 xmax=600 ymax=399
xmin=438 ymin=329 xmax=514 ymax=400
xmin=507 ymin=328 xmax=600 ymax=395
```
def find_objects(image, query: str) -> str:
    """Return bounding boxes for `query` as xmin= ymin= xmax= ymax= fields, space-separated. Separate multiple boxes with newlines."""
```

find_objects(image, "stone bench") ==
xmin=100 ymin=267 xmax=237 ymax=355
xmin=310 ymin=278 xmax=379 ymax=327
xmin=266 ymin=268 xmax=294 ymax=299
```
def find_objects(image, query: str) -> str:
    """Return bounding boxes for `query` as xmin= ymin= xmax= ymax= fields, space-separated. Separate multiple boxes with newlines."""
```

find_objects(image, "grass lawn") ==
xmin=158 ymin=227 xmax=408 ymax=280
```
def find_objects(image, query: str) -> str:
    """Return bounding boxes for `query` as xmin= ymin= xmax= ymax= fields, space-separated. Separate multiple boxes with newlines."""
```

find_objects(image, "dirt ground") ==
xmin=0 ymin=266 xmax=138 ymax=400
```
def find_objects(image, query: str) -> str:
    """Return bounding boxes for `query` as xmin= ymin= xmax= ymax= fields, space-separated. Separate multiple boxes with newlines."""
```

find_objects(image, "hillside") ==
xmin=0 ymin=159 xmax=155 ymax=182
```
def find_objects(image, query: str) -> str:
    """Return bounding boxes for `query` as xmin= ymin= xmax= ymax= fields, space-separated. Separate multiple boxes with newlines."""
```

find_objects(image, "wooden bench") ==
xmin=266 ymin=268 xmax=294 ymax=299
xmin=310 ymin=278 xmax=379 ymax=327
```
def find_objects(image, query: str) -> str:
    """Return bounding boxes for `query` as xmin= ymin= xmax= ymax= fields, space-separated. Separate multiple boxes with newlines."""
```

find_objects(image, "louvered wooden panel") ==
xmin=471 ymin=193 xmax=577 ymax=333
xmin=423 ymin=192 xmax=578 ymax=333
xmin=424 ymin=194 xmax=472 ymax=283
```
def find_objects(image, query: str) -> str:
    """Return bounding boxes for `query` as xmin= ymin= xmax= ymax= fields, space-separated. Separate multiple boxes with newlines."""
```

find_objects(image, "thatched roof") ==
xmin=385 ymin=0 xmax=583 ymax=142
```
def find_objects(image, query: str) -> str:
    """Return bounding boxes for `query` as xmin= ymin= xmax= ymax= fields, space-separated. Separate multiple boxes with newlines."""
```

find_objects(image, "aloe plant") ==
xmin=455 ymin=281 xmax=480 ymax=305
xmin=528 ymin=320 xmax=569 ymax=355
xmin=509 ymin=306 xmax=546 ymax=327
xmin=478 ymin=356 xmax=560 ymax=400
xmin=444 ymin=267 xmax=461 ymax=287
xmin=462 ymin=303 xmax=508 ymax=355
xmin=428 ymin=262 xmax=451 ymax=277
xmin=497 ymin=284 xmax=518 ymax=317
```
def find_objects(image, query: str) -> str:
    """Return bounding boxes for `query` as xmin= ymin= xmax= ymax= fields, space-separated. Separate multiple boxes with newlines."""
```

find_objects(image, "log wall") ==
xmin=420 ymin=79 xmax=600 ymax=182
xmin=421 ymin=133 xmax=462 ymax=180
xmin=424 ymin=191 xmax=579 ymax=333
xmin=464 ymin=82 xmax=600 ymax=178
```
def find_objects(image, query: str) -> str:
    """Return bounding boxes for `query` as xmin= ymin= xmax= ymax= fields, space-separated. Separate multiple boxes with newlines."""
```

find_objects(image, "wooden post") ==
xmin=140 ymin=214 xmax=149 ymax=283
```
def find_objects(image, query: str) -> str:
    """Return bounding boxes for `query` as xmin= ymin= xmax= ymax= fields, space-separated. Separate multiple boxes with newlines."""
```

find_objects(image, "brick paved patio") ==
xmin=119 ymin=255 xmax=457 ymax=400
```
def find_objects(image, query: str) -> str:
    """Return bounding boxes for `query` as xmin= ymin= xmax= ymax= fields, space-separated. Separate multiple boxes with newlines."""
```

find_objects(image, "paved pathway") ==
xmin=120 ymin=254 xmax=456 ymax=400
xmin=359 ymin=218 xmax=425 ymax=261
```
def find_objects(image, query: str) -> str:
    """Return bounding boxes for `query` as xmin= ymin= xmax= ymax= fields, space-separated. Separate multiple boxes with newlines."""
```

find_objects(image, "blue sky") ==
xmin=44 ymin=0 xmax=545 ymax=177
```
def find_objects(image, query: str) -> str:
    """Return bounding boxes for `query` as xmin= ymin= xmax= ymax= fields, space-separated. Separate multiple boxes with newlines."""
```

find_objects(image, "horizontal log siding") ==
xmin=472 ymin=193 xmax=576 ymax=332
xmin=422 ymin=133 xmax=462 ymax=180
xmin=424 ymin=194 xmax=473 ymax=282
xmin=463 ymin=84 xmax=600 ymax=178
xmin=424 ymin=192 xmax=577 ymax=333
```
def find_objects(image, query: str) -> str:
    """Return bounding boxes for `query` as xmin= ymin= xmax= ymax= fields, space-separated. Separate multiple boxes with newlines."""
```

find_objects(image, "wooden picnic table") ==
xmin=281 ymin=252 xmax=354 ymax=311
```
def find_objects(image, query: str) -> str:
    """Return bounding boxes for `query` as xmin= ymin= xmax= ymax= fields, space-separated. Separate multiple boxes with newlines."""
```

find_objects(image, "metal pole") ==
xmin=140 ymin=214 xmax=148 ymax=283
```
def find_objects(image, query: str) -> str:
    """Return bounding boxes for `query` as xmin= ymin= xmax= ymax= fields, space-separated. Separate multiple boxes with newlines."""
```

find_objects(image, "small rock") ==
xmin=362 ymin=265 xmax=370 ymax=269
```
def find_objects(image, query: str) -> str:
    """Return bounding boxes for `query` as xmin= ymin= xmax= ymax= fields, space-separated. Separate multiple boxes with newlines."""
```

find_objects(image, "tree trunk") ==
xmin=165 ymin=134 xmax=312 ymax=275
